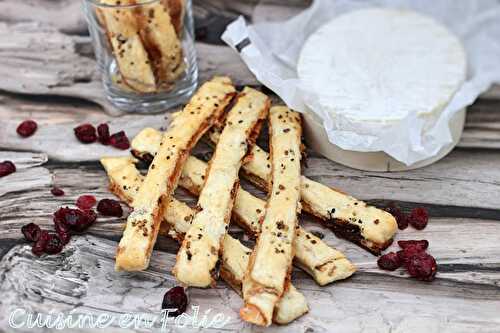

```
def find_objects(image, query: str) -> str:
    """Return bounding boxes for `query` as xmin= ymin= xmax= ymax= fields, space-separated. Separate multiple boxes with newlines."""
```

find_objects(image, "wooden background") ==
xmin=1 ymin=1 xmax=500 ymax=332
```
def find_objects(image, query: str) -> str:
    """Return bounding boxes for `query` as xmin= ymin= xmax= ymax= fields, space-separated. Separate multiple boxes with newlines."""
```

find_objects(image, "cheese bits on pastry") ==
xmin=100 ymin=156 xmax=309 ymax=324
xmin=114 ymin=77 xmax=235 ymax=271
xmin=240 ymin=106 xmax=302 ymax=326
xmin=173 ymin=87 xmax=270 ymax=287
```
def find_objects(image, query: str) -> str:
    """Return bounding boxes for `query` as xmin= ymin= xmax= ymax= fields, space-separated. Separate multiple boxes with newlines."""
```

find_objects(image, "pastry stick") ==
xmin=240 ymin=106 xmax=302 ymax=326
xmin=162 ymin=0 xmax=185 ymax=37
xmin=101 ymin=157 xmax=309 ymax=324
xmin=173 ymin=87 xmax=270 ymax=287
xmin=130 ymin=129 xmax=356 ymax=285
xmin=176 ymin=157 xmax=355 ymax=285
xmin=115 ymin=77 xmax=235 ymax=271
xmin=136 ymin=0 xmax=185 ymax=90
xmin=133 ymin=127 xmax=397 ymax=254
xmin=99 ymin=0 xmax=157 ymax=93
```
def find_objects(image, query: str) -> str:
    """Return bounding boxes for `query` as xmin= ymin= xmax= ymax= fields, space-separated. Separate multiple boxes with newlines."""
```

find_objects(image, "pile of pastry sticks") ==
xmin=98 ymin=0 xmax=185 ymax=93
xmin=101 ymin=77 xmax=397 ymax=326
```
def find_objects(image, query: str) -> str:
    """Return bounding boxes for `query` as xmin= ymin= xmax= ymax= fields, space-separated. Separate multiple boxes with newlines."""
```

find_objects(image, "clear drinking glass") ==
xmin=83 ymin=0 xmax=198 ymax=113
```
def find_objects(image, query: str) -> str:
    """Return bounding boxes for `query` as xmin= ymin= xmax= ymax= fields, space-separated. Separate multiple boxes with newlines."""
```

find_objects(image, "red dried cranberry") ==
xmin=53 ymin=213 xmax=71 ymax=245
xmin=162 ymin=286 xmax=188 ymax=316
xmin=44 ymin=234 xmax=64 ymax=254
xmin=398 ymin=240 xmax=429 ymax=251
xmin=397 ymin=244 xmax=427 ymax=265
xmin=51 ymin=187 xmax=65 ymax=196
xmin=74 ymin=123 xmax=97 ymax=143
xmin=21 ymin=223 xmax=41 ymax=242
xmin=109 ymin=131 xmax=130 ymax=150
xmin=406 ymin=252 xmax=437 ymax=281
xmin=385 ymin=202 xmax=408 ymax=230
xmin=16 ymin=120 xmax=38 ymax=137
xmin=32 ymin=230 xmax=50 ymax=256
xmin=97 ymin=123 xmax=110 ymax=145
xmin=76 ymin=195 xmax=97 ymax=210
xmin=0 ymin=161 xmax=16 ymax=177
xmin=54 ymin=207 xmax=96 ymax=232
xmin=377 ymin=252 xmax=402 ymax=271
xmin=408 ymin=207 xmax=429 ymax=230
xmin=97 ymin=199 xmax=123 ymax=217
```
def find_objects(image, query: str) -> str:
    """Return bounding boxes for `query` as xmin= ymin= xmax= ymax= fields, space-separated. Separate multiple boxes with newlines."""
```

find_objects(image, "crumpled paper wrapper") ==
xmin=221 ymin=0 xmax=500 ymax=165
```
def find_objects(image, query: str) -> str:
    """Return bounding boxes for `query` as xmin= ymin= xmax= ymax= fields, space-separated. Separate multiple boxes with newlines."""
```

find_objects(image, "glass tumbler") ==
xmin=83 ymin=0 xmax=198 ymax=113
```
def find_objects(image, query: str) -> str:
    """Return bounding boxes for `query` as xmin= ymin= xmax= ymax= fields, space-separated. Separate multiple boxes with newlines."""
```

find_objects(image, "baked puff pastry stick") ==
xmin=173 ymin=87 xmax=271 ymax=287
xmin=130 ymin=127 xmax=397 ymax=254
xmin=99 ymin=0 xmax=157 ymax=93
xmin=115 ymin=77 xmax=236 ymax=272
xmin=208 ymin=130 xmax=398 ymax=254
xmin=130 ymin=129 xmax=356 ymax=285
xmin=175 ymin=157 xmax=355 ymax=286
xmin=240 ymin=106 xmax=302 ymax=326
xmin=100 ymin=156 xmax=309 ymax=324
xmin=135 ymin=0 xmax=185 ymax=90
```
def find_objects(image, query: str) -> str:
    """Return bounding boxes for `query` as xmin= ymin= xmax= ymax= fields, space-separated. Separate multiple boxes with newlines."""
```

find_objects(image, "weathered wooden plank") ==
xmin=0 ymin=151 xmax=50 ymax=197
xmin=0 ymin=232 xmax=498 ymax=332
xmin=0 ymin=22 xmax=257 ymax=117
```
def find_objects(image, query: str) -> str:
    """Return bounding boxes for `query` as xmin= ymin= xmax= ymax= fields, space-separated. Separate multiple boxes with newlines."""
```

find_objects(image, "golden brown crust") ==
xmin=115 ymin=77 xmax=235 ymax=272
xmin=101 ymin=155 xmax=308 ymax=324
xmin=241 ymin=106 xmax=303 ymax=326
xmin=135 ymin=0 xmax=184 ymax=90
xmin=99 ymin=0 xmax=157 ymax=93
xmin=130 ymin=125 xmax=396 ymax=253
xmin=131 ymin=130 xmax=356 ymax=285
xmin=173 ymin=87 xmax=270 ymax=287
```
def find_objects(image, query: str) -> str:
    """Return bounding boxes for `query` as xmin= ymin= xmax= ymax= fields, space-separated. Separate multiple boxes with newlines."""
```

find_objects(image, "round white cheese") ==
xmin=297 ymin=8 xmax=467 ymax=122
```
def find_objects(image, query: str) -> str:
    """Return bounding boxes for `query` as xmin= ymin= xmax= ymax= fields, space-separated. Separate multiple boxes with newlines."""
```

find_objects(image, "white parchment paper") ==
xmin=221 ymin=0 xmax=500 ymax=165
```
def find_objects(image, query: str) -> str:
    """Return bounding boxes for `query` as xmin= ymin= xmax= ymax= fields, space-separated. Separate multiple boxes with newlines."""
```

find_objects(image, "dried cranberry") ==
xmin=44 ymin=234 xmax=64 ymax=254
xmin=32 ymin=230 xmax=50 ymax=256
xmin=76 ymin=195 xmax=97 ymax=210
xmin=398 ymin=240 xmax=429 ymax=251
xmin=397 ymin=244 xmax=427 ymax=265
xmin=109 ymin=131 xmax=130 ymax=150
xmin=0 ymin=161 xmax=16 ymax=177
xmin=74 ymin=124 xmax=97 ymax=143
xmin=21 ymin=223 xmax=42 ymax=242
xmin=53 ymin=213 xmax=71 ymax=245
xmin=385 ymin=202 xmax=408 ymax=230
xmin=97 ymin=199 xmax=123 ymax=217
xmin=406 ymin=252 xmax=437 ymax=281
xmin=54 ymin=207 xmax=96 ymax=232
xmin=51 ymin=187 xmax=65 ymax=196
xmin=162 ymin=286 xmax=188 ymax=316
xmin=97 ymin=123 xmax=110 ymax=145
xmin=408 ymin=207 xmax=429 ymax=230
xmin=16 ymin=120 xmax=38 ymax=137
xmin=377 ymin=252 xmax=402 ymax=271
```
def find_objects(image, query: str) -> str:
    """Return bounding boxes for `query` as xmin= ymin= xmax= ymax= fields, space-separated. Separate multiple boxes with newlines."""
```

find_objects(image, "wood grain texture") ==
xmin=1 ymin=0 xmax=500 ymax=331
